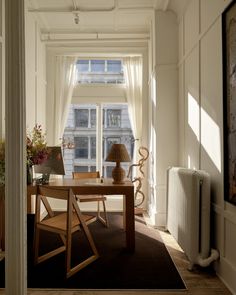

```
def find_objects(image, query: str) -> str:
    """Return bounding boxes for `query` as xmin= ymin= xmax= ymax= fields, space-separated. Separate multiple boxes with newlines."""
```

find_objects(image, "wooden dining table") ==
xmin=27 ymin=177 xmax=135 ymax=252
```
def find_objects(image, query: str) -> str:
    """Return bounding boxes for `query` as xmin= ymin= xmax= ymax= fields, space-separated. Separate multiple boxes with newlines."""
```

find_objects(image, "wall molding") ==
xmin=178 ymin=0 xmax=232 ymax=68
xmin=216 ymin=256 xmax=236 ymax=295
xmin=213 ymin=202 xmax=236 ymax=226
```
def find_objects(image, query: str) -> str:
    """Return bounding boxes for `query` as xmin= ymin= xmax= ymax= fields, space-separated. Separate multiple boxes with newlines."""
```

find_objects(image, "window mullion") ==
xmin=96 ymin=104 xmax=103 ymax=175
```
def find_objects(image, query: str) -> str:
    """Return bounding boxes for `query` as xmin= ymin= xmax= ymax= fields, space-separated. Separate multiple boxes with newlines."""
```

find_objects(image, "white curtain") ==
xmin=123 ymin=56 xmax=143 ymax=161
xmin=53 ymin=56 xmax=77 ymax=145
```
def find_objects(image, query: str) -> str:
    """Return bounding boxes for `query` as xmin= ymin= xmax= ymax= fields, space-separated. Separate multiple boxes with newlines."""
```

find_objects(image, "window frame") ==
xmin=76 ymin=59 xmax=124 ymax=85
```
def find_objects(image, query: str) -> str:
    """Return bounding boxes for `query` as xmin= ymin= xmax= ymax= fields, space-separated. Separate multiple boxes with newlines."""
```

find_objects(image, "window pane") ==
xmin=106 ymin=166 xmax=115 ymax=178
xmin=90 ymin=109 xmax=96 ymax=128
xmin=74 ymin=166 xmax=88 ymax=172
xmin=103 ymin=104 xmax=134 ymax=178
xmin=107 ymin=110 xmax=121 ymax=127
xmin=77 ymin=60 xmax=89 ymax=72
xmin=106 ymin=137 xmax=121 ymax=158
xmin=75 ymin=109 xmax=89 ymax=127
xmin=91 ymin=136 xmax=96 ymax=159
xmin=75 ymin=137 xmax=88 ymax=158
xmin=91 ymin=60 xmax=105 ymax=72
xmin=107 ymin=60 xmax=122 ymax=72
xmin=90 ymin=166 xmax=96 ymax=172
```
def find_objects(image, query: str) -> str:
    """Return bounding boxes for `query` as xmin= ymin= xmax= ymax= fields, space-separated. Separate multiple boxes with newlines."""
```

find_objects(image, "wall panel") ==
xmin=225 ymin=219 xmax=236 ymax=266
xmin=178 ymin=64 xmax=185 ymax=166
xmin=25 ymin=10 xmax=46 ymax=130
xmin=200 ymin=19 xmax=223 ymax=206
xmin=200 ymin=0 xmax=232 ymax=34
xmin=184 ymin=46 xmax=200 ymax=169
xmin=184 ymin=0 xmax=199 ymax=54
xmin=179 ymin=0 xmax=236 ymax=293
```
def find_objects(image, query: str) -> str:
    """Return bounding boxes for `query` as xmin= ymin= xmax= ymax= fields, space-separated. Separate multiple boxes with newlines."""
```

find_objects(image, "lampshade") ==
xmin=106 ymin=144 xmax=131 ymax=162
xmin=106 ymin=144 xmax=131 ymax=184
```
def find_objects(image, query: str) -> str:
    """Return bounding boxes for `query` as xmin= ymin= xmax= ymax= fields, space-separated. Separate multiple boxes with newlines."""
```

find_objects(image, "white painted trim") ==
xmin=5 ymin=0 xmax=27 ymax=294
xmin=96 ymin=104 xmax=103 ymax=174
xmin=47 ymin=46 xmax=148 ymax=55
xmin=212 ymin=203 xmax=236 ymax=225
xmin=41 ymin=32 xmax=150 ymax=41
xmin=215 ymin=256 xmax=236 ymax=295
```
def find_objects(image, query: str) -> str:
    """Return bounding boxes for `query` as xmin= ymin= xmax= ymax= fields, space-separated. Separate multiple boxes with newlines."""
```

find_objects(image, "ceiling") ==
xmin=26 ymin=0 xmax=188 ymax=43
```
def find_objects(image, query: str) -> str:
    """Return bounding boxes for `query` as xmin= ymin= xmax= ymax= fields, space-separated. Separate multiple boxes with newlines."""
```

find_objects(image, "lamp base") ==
xmin=112 ymin=164 xmax=126 ymax=184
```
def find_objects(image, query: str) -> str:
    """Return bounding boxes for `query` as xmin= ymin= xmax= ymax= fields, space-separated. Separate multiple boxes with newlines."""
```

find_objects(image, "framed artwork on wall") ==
xmin=223 ymin=0 xmax=236 ymax=205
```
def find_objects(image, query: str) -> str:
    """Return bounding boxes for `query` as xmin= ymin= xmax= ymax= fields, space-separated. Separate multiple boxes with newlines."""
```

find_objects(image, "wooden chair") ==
xmin=72 ymin=171 xmax=109 ymax=227
xmin=33 ymin=185 xmax=99 ymax=279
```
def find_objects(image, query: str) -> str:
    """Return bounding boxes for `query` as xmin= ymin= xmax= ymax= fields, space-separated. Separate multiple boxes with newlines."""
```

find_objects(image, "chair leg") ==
xmin=97 ymin=200 xmax=109 ymax=227
xmin=33 ymin=226 xmax=40 ymax=264
xmin=66 ymin=229 xmax=72 ymax=277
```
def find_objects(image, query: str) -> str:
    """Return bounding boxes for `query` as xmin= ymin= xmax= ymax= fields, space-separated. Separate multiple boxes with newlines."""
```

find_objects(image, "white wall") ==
xmin=178 ymin=0 xmax=236 ymax=293
xmin=148 ymin=10 xmax=179 ymax=226
xmin=25 ymin=11 xmax=46 ymax=130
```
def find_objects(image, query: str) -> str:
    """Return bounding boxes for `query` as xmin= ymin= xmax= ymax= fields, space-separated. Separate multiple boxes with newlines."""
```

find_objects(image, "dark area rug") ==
xmin=0 ymin=212 xmax=186 ymax=290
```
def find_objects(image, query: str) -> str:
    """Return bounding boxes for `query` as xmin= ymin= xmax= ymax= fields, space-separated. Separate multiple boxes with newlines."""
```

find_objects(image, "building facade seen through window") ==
xmin=63 ymin=104 xmax=134 ymax=178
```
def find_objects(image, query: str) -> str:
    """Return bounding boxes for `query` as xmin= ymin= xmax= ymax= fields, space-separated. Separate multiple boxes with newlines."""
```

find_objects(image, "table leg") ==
xmin=27 ymin=192 xmax=33 ymax=214
xmin=123 ymin=196 xmax=126 ymax=230
xmin=125 ymin=189 xmax=135 ymax=252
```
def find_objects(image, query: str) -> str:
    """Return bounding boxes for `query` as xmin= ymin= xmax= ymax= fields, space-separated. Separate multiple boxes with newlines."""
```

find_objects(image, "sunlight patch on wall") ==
xmin=188 ymin=92 xmax=199 ymax=140
xmin=201 ymin=107 xmax=221 ymax=172
xmin=151 ymin=74 xmax=156 ymax=107
xmin=187 ymin=155 xmax=196 ymax=170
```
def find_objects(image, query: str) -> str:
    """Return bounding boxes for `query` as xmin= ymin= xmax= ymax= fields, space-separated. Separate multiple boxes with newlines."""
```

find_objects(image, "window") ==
xmin=91 ymin=60 xmax=105 ymax=72
xmin=75 ymin=137 xmax=88 ymax=158
xmin=91 ymin=137 xmax=96 ymax=159
xmin=75 ymin=109 xmax=88 ymax=127
xmin=63 ymin=104 xmax=133 ymax=178
xmin=91 ymin=109 xmax=96 ymax=128
xmin=75 ymin=108 xmax=96 ymax=128
xmin=107 ymin=110 xmax=121 ymax=128
xmin=106 ymin=137 xmax=121 ymax=158
xmin=106 ymin=166 xmax=114 ymax=178
xmin=107 ymin=60 xmax=122 ymax=72
xmin=76 ymin=59 xmax=124 ymax=84
xmin=74 ymin=166 xmax=88 ymax=172
xmin=90 ymin=166 xmax=96 ymax=172
xmin=77 ymin=60 xmax=89 ymax=72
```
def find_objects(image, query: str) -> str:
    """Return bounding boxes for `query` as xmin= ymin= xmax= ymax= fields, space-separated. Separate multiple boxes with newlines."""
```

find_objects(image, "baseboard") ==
xmin=215 ymin=256 xmax=236 ymax=295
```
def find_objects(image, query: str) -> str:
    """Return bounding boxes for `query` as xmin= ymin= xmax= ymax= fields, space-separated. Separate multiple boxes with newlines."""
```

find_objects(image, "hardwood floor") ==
xmin=0 ymin=215 xmax=233 ymax=295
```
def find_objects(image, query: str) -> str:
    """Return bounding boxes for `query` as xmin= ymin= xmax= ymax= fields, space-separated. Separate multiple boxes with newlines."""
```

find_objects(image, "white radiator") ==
xmin=166 ymin=167 xmax=219 ymax=269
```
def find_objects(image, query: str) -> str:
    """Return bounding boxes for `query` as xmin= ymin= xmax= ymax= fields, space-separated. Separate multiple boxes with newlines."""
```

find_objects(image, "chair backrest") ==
xmin=72 ymin=171 xmax=100 ymax=179
xmin=37 ymin=186 xmax=71 ymax=200
xmin=35 ymin=186 xmax=75 ymax=220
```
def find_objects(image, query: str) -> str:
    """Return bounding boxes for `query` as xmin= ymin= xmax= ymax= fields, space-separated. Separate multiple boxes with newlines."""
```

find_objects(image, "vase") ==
xmin=27 ymin=165 xmax=33 ymax=185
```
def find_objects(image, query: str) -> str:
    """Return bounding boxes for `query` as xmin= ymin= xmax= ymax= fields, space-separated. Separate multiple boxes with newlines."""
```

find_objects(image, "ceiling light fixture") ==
xmin=74 ymin=13 xmax=79 ymax=24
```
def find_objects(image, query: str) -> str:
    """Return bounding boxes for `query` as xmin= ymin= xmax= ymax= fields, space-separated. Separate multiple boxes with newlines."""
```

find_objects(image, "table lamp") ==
xmin=106 ymin=143 xmax=131 ymax=184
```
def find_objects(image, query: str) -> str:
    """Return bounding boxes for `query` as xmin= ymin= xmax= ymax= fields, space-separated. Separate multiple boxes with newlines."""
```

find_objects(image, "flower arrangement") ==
xmin=26 ymin=124 xmax=48 ymax=167
xmin=0 ymin=125 xmax=48 ymax=186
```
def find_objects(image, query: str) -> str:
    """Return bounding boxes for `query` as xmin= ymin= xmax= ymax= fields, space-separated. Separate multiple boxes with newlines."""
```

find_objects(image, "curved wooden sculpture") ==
xmin=127 ymin=146 xmax=149 ymax=207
